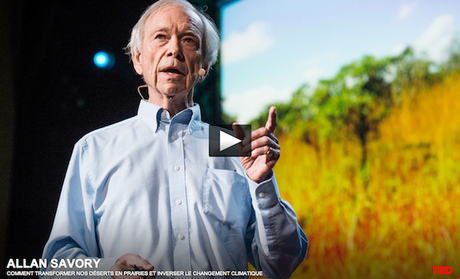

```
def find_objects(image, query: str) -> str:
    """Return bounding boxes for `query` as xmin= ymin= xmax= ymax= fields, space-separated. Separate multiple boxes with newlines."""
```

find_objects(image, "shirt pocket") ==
xmin=203 ymin=168 xmax=250 ymax=228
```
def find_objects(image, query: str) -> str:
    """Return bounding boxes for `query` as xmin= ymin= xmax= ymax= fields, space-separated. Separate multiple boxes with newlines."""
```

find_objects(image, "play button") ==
xmin=220 ymin=130 xmax=241 ymax=152
xmin=209 ymin=124 xmax=251 ymax=157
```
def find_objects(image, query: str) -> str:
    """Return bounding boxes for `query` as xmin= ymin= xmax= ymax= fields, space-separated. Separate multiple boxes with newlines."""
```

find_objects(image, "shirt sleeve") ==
xmin=245 ymin=172 xmax=308 ymax=279
xmin=41 ymin=140 xmax=116 ymax=276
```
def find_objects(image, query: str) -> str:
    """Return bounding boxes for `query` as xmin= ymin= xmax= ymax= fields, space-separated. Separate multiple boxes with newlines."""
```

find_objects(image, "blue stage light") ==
xmin=93 ymin=51 xmax=114 ymax=69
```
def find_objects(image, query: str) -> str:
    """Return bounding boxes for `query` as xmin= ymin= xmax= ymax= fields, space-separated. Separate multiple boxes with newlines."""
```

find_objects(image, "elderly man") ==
xmin=42 ymin=0 xmax=308 ymax=278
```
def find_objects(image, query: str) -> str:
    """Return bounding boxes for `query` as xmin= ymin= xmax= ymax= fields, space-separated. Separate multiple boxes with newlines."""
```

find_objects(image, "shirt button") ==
xmin=171 ymin=135 xmax=177 ymax=141
xmin=176 ymin=199 xmax=182 ymax=205
xmin=161 ymin=111 xmax=166 ymax=118
xmin=173 ymin=165 xmax=180 ymax=171
xmin=178 ymin=233 xmax=185 ymax=240
xmin=259 ymin=192 xmax=266 ymax=198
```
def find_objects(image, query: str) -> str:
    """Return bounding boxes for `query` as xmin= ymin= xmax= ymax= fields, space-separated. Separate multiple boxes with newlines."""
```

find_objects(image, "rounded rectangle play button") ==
xmin=209 ymin=124 xmax=251 ymax=157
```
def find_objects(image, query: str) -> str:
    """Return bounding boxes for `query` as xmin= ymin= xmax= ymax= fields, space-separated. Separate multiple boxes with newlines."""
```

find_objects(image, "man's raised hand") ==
xmin=233 ymin=106 xmax=280 ymax=183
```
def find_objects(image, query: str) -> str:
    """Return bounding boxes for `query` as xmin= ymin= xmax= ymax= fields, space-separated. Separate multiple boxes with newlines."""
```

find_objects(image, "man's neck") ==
xmin=148 ymin=90 xmax=193 ymax=117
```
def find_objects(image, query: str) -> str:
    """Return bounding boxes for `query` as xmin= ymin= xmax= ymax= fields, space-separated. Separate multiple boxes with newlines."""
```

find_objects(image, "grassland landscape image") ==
xmin=248 ymin=45 xmax=460 ymax=279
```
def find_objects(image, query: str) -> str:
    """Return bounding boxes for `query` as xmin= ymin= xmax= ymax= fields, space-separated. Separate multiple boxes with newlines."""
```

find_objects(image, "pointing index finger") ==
xmin=265 ymin=106 xmax=277 ymax=133
xmin=232 ymin=122 xmax=247 ymax=141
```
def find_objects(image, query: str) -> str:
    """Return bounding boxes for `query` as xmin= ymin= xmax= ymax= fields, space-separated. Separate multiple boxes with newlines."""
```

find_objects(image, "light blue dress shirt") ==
xmin=42 ymin=100 xmax=308 ymax=278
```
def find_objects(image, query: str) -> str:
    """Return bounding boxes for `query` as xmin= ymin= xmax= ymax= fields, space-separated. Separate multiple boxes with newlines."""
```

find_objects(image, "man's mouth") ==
xmin=160 ymin=67 xmax=185 ymax=76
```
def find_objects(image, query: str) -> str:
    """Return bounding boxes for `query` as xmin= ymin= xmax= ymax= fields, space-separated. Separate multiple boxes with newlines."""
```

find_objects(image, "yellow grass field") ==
xmin=273 ymin=75 xmax=460 ymax=279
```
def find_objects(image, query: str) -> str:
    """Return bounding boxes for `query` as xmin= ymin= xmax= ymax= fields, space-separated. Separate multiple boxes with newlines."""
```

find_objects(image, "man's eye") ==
xmin=155 ymin=34 xmax=166 ymax=40
xmin=183 ymin=37 xmax=196 ymax=44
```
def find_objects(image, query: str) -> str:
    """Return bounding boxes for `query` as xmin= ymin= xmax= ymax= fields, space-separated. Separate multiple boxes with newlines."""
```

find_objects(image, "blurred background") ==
xmin=1 ymin=0 xmax=460 ymax=278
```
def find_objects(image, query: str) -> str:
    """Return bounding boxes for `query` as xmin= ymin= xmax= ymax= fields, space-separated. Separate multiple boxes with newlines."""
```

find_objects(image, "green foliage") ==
xmin=249 ymin=85 xmax=310 ymax=134
xmin=312 ymin=55 xmax=394 ymax=142
xmin=247 ymin=41 xmax=460 ymax=171
xmin=440 ymin=37 xmax=460 ymax=76
xmin=392 ymin=47 xmax=435 ymax=96
xmin=306 ymin=55 xmax=399 ymax=170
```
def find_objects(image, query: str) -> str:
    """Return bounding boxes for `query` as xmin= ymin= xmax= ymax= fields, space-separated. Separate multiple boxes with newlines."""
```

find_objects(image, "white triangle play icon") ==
xmin=220 ymin=130 xmax=241 ymax=152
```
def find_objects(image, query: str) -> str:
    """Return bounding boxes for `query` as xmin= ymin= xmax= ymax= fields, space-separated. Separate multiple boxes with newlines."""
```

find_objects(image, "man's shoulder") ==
xmin=76 ymin=116 xmax=142 ymax=147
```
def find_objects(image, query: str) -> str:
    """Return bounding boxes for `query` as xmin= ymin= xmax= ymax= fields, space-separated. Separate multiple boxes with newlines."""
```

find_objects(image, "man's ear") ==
xmin=198 ymin=62 xmax=210 ymax=82
xmin=132 ymin=50 xmax=143 ymax=75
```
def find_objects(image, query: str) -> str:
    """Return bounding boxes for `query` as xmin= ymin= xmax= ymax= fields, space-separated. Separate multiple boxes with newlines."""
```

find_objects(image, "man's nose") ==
xmin=166 ymin=37 xmax=184 ymax=61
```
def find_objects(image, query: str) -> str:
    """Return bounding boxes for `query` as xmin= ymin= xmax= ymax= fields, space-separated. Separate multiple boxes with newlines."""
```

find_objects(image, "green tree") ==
xmin=439 ymin=37 xmax=460 ymax=76
xmin=249 ymin=85 xmax=310 ymax=135
xmin=392 ymin=47 xmax=435 ymax=97
xmin=310 ymin=55 xmax=396 ymax=172
xmin=247 ymin=47 xmax=450 ymax=188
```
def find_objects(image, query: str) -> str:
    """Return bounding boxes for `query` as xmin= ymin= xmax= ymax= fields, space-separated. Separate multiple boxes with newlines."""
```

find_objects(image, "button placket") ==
xmin=167 ymin=121 xmax=191 ymax=272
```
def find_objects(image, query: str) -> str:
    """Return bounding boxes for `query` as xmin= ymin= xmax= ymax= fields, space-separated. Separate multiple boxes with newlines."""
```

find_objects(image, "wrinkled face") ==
xmin=133 ymin=4 xmax=206 ymax=100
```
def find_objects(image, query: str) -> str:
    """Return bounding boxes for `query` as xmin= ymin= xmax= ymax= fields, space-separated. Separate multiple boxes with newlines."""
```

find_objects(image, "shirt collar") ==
xmin=137 ymin=100 xmax=201 ymax=133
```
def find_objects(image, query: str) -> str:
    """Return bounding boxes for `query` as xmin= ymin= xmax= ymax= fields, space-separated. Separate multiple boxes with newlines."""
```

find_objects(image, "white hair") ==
xmin=126 ymin=0 xmax=220 ymax=66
